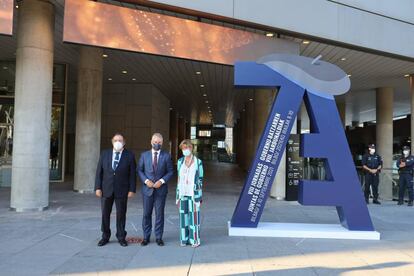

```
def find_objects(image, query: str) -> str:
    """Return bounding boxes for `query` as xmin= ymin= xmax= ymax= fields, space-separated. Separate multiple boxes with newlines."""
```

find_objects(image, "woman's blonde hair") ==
xmin=179 ymin=139 xmax=193 ymax=150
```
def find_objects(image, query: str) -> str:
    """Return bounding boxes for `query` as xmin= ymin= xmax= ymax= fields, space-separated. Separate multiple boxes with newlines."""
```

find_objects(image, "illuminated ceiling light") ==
xmin=302 ymin=40 xmax=310 ymax=44
xmin=169 ymin=107 xmax=173 ymax=110
xmin=15 ymin=5 xmax=18 ymax=9
xmin=132 ymin=78 xmax=136 ymax=81
xmin=3 ymin=66 xmax=8 ymax=70
xmin=102 ymin=54 xmax=108 ymax=58
xmin=205 ymin=100 xmax=209 ymax=103
xmin=249 ymin=98 xmax=253 ymax=101
xmin=108 ymin=78 xmax=112 ymax=81
xmin=207 ymin=106 xmax=211 ymax=109
xmin=347 ymin=74 xmax=352 ymax=77
xmin=196 ymin=71 xmax=201 ymax=75
xmin=200 ymin=84 xmax=205 ymax=88
xmin=266 ymin=33 xmax=274 ymax=37
xmin=122 ymin=70 xmax=127 ymax=74
xmin=340 ymin=57 xmax=347 ymax=61
xmin=404 ymin=74 xmax=410 ymax=78
xmin=203 ymin=94 xmax=207 ymax=97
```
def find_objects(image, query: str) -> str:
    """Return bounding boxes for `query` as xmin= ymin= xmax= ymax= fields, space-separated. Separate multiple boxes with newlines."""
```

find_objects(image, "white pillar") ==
xmin=74 ymin=46 xmax=103 ymax=193
xmin=11 ymin=0 xmax=55 ymax=211
xmin=376 ymin=87 xmax=394 ymax=200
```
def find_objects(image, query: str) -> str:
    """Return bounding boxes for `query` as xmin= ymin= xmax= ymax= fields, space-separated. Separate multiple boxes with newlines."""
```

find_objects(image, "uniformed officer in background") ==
xmin=362 ymin=144 xmax=382 ymax=204
xmin=397 ymin=145 xmax=414 ymax=206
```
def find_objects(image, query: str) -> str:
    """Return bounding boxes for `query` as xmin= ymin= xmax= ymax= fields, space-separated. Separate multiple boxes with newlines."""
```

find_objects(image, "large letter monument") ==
xmin=229 ymin=54 xmax=380 ymax=240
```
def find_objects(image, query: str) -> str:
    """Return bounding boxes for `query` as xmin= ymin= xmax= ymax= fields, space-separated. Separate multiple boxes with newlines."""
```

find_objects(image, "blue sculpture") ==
xmin=231 ymin=54 xmax=374 ymax=231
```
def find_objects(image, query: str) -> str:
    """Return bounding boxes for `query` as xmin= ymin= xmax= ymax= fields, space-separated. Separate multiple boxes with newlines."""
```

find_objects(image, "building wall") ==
xmin=101 ymin=83 xmax=170 ymax=159
xmin=150 ymin=0 xmax=414 ymax=59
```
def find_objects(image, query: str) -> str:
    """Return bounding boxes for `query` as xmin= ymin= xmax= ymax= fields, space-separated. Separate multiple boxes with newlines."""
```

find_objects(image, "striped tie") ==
xmin=113 ymin=152 xmax=120 ymax=170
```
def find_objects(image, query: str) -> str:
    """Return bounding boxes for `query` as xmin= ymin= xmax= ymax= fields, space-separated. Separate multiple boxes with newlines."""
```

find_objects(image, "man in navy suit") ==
xmin=95 ymin=133 xmax=136 ymax=247
xmin=138 ymin=133 xmax=174 ymax=246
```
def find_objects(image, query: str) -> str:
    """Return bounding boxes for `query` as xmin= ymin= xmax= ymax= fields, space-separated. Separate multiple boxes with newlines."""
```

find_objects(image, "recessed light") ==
xmin=122 ymin=70 xmax=127 ymax=74
xmin=102 ymin=54 xmax=108 ymax=58
xmin=302 ymin=40 xmax=310 ymax=44
xmin=132 ymin=78 xmax=136 ymax=81
xmin=15 ymin=5 xmax=18 ymax=9
xmin=266 ymin=33 xmax=274 ymax=37
xmin=347 ymin=74 xmax=352 ymax=77
xmin=404 ymin=74 xmax=410 ymax=78
xmin=3 ymin=66 xmax=8 ymax=70
xmin=203 ymin=94 xmax=207 ymax=97
xmin=207 ymin=106 xmax=211 ymax=109
xmin=200 ymin=84 xmax=205 ymax=88
xmin=196 ymin=71 xmax=201 ymax=75
xmin=169 ymin=107 xmax=173 ymax=110
xmin=242 ymin=109 xmax=246 ymax=112
xmin=249 ymin=98 xmax=253 ymax=101
xmin=108 ymin=78 xmax=112 ymax=81
xmin=340 ymin=57 xmax=347 ymax=61
xmin=205 ymin=101 xmax=209 ymax=103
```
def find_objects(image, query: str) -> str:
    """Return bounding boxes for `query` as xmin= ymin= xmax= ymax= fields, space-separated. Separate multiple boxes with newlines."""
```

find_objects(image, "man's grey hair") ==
xmin=151 ymin=133 xmax=163 ymax=141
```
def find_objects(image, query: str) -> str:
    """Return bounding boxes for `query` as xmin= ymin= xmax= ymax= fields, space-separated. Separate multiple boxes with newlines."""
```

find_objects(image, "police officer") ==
xmin=362 ymin=144 xmax=382 ymax=204
xmin=397 ymin=146 xmax=414 ymax=206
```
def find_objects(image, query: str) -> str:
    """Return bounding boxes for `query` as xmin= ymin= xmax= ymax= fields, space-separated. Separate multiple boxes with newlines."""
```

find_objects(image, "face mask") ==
xmin=182 ymin=149 xmax=192 ymax=157
xmin=113 ymin=141 xmax=124 ymax=152
xmin=369 ymin=149 xmax=375 ymax=154
xmin=403 ymin=150 xmax=410 ymax=156
xmin=152 ymin=143 xmax=162 ymax=151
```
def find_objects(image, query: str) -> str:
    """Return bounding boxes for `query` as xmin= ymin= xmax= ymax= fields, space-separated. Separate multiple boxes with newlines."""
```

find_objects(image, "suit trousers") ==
xmin=142 ymin=189 xmax=167 ymax=240
xmin=101 ymin=194 xmax=128 ymax=241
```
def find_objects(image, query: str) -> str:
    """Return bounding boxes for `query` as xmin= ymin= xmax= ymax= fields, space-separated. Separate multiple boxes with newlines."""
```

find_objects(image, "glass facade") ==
xmin=0 ymin=61 xmax=67 ymax=184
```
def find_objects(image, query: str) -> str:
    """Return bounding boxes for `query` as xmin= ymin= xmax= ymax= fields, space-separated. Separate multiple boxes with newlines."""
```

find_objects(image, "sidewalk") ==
xmin=0 ymin=162 xmax=413 ymax=275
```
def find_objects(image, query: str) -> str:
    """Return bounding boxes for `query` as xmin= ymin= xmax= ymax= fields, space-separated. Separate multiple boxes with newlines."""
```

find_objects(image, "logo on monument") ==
xmin=229 ymin=54 xmax=379 ymax=239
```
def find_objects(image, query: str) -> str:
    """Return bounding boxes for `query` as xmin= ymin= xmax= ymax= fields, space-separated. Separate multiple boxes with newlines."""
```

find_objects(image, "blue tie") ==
xmin=113 ymin=152 xmax=120 ymax=170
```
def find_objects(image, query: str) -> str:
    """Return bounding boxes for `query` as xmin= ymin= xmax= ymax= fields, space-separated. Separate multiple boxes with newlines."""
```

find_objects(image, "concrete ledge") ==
xmin=228 ymin=221 xmax=380 ymax=240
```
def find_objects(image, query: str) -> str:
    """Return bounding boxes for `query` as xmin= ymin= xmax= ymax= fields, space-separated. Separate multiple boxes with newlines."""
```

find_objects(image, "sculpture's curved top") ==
xmin=257 ymin=54 xmax=350 ymax=96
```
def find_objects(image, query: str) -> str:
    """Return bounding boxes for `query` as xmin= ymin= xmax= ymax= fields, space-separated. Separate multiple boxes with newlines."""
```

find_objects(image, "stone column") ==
xmin=410 ymin=76 xmax=414 ymax=153
xmin=169 ymin=110 xmax=178 ymax=164
xmin=336 ymin=100 xmax=346 ymax=127
xmin=74 ymin=46 xmax=103 ymax=193
xmin=239 ymin=110 xmax=247 ymax=170
xmin=376 ymin=87 xmax=394 ymax=200
xmin=10 ymin=0 xmax=55 ymax=211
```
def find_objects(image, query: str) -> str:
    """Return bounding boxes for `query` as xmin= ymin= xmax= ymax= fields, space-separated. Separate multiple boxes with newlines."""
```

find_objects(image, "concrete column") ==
xmin=74 ymin=46 xmax=103 ymax=193
xmin=245 ymin=101 xmax=254 ymax=171
xmin=240 ymin=110 xmax=247 ymax=170
xmin=10 ymin=0 xmax=54 ymax=211
xmin=376 ymin=87 xmax=394 ymax=200
xmin=336 ymin=100 xmax=346 ymax=127
xmin=169 ymin=110 xmax=178 ymax=164
xmin=410 ymin=76 xmax=414 ymax=153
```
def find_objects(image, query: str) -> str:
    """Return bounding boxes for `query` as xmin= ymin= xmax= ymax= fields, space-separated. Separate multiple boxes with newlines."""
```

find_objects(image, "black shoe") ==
xmin=373 ymin=199 xmax=381 ymax=205
xmin=408 ymin=201 xmax=413 ymax=207
xmin=398 ymin=200 xmax=404 ymax=205
xmin=98 ymin=238 xmax=109 ymax=247
xmin=119 ymin=239 xmax=128 ymax=247
xmin=156 ymin=239 xmax=164 ymax=246
xmin=141 ymin=239 xmax=149 ymax=246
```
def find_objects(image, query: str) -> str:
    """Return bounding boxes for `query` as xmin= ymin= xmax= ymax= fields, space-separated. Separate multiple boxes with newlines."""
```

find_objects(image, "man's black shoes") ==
xmin=119 ymin=239 xmax=128 ymax=247
xmin=373 ymin=199 xmax=381 ymax=205
xmin=141 ymin=239 xmax=149 ymax=246
xmin=156 ymin=239 xmax=165 ymax=246
xmin=398 ymin=200 xmax=404 ymax=205
xmin=408 ymin=201 xmax=413 ymax=207
xmin=98 ymin=238 xmax=109 ymax=247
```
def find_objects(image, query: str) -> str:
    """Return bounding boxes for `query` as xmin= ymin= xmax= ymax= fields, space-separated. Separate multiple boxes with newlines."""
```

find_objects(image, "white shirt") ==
xmin=112 ymin=149 xmax=123 ymax=169
xmin=178 ymin=157 xmax=197 ymax=197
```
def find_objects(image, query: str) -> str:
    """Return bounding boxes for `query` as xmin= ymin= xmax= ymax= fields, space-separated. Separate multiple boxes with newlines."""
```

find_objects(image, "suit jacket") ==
xmin=138 ymin=149 xmax=174 ymax=196
xmin=95 ymin=148 xmax=137 ymax=198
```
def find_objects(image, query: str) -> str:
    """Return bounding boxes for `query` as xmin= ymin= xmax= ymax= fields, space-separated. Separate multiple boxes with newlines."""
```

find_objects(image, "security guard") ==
xmin=362 ymin=144 xmax=382 ymax=204
xmin=397 ymin=146 xmax=414 ymax=206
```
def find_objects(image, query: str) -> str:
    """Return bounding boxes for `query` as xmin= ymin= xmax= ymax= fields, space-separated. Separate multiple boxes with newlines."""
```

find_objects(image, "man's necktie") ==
xmin=113 ymin=152 xmax=120 ymax=170
xmin=153 ymin=151 xmax=158 ymax=172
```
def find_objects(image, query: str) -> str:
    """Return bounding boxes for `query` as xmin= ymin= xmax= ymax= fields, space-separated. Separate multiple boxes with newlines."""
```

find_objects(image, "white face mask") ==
xmin=403 ymin=150 xmax=410 ymax=156
xmin=182 ymin=149 xmax=192 ymax=157
xmin=369 ymin=149 xmax=375 ymax=154
xmin=113 ymin=141 xmax=124 ymax=152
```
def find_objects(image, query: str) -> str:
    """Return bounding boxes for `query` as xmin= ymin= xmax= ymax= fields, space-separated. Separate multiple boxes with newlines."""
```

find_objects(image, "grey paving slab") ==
xmin=0 ymin=162 xmax=414 ymax=275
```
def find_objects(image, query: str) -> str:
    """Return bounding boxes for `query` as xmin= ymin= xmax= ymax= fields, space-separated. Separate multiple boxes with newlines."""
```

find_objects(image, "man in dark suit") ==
xmin=138 ymin=133 xmax=174 ymax=246
xmin=95 ymin=133 xmax=136 ymax=247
